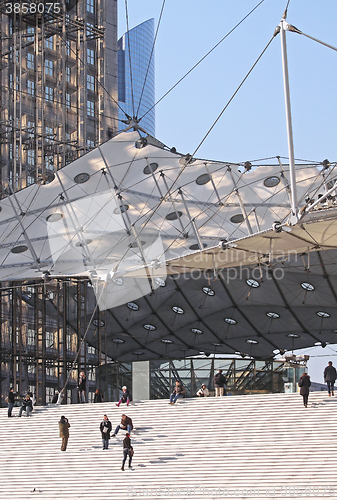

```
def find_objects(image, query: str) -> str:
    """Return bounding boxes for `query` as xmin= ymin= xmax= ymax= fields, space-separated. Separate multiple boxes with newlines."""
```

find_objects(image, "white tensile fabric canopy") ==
xmin=2 ymin=130 xmax=337 ymax=360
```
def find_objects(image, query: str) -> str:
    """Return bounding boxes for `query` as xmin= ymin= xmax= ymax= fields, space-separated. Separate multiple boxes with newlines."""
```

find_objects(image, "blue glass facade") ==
xmin=118 ymin=19 xmax=155 ymax=136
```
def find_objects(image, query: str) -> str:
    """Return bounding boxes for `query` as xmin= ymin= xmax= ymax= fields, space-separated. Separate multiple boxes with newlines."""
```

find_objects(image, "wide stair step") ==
xmin=0 ymin=392 xmax=336 ymax=499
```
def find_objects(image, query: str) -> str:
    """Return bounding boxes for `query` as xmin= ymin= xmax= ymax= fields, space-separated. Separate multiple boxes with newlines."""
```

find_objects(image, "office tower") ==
xmin=118 ymin=19 xmax=155 ymax=136
xmin=0 ymin=0 xmax=118 ymax=404
xmin=0 ymin=0 xmax=118 ymax=194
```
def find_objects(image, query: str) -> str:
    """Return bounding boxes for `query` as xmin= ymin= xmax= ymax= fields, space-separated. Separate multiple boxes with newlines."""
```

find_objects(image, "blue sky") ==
xmin=118 ymin=1 xmax=337 ymax=383
xmin=118 ymin=0 xmax=337 ymax=165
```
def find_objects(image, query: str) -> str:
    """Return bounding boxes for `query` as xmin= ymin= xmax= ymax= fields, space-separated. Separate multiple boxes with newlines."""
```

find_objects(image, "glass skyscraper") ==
xmin=118 ymin=19 xmax=155 ymax=136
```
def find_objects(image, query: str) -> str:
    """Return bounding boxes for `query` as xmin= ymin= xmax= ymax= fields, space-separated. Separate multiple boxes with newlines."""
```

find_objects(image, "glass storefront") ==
xmin=96 ymin=357 xmax=305 ymax=402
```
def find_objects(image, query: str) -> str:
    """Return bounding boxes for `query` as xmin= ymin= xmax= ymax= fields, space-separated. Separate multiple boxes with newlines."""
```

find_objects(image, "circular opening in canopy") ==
xmin=46 ymin=213 xmax=63 ymax=222
xmin=246 ymin=339 xmax=259 ymax=344
xmin=154 ymin=277 xmax=166 ymax=287
xmin=127 ymin=302 xmax=139 ymax=311
xmin=74 ymin=172 xmax=90 ymax=184
xmin=143 ymin=162 xmax=158 ymax=175
xmin=264 ymin=176 xmax=280 ymax=188
xmin=112 ymin=278 xmax=124 ymax=286
xmin=301 ymin=282 xmax=314 ymax=291
xmin=287 ymin=333 xmax=300 ymax=338
xmin=161 ymin=339 xmax=173 ymax=344
xmin=132 ymin=351 xmax=144 ymax=355
xmin=246 ymin=278 xmax=260 ymax=288
xmin=316 ymin=311 xmax=330 ymax=318
xmin=92 ymin=319 xmax=105 ymax=327
xmin=191 ymin=328 xmax=203 ymax=335
xmin=266 ymin=312 xmax=280 ymax=319
xmin=112 ymin=338 xmax=125 ymax=344
xmin=196 ymin=173 xmax=211 ymax=185
xmin=202 ymin=286 xmax=215 ymax=296
xmin=230 ymin=214 xmax=244 ymax=224
xmin=172 ymin=306 xmax=184 ymax=314
xmin=189 ymin=243 xmax=207 ymax=251
xmin=166 ymin=211 xmax=182 ymax=221
xmin=11 ymin=245 xmax=28 ymax=254
xmin=224 ymin=318 xmax=237 ymax=325
xmin=144 ymin=324 xmax=156 ymax=331
xmin=113 ymin=204 xmax=129 ymax=214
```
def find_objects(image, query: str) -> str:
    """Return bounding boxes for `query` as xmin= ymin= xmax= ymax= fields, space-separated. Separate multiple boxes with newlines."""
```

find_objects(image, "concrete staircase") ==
xmin=0 ymin=392 xmax=336 ymax=499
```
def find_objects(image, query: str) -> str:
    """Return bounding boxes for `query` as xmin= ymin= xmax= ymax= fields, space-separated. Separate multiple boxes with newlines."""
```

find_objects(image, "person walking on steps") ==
xmin=77 ymin=371 xmax=86 ymax=403
xmin=116 ymin=386 xmax=130 ymax=407
xmin=121 ymin=432 xmax=133 ymax=470
xmin=7 ymin=387 xmax=15 ymax=417
xmin=59 ymin=415 xmax=70 ymax=451
xmin=100 ymin=414 xmax=112 ymax=450
xmin=298 ymin=372 xmax=311 ymax=408
xmin=324 ymin=361 xmax=337 ymax=396
xmin=213 ymin=369 xmax=227 ymax=397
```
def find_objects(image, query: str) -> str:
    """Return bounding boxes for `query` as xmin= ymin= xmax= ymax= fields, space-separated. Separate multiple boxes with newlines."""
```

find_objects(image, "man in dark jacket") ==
xmin=18 ymin=394 xmax=33 ymax=417
xmin=7 ymin=387 xmax=15 ymax=417
xmin=59 ymin=415 xmax=70 ymax=451
xmin=169 ymin=380 xmax=186 ymax=404
xmin=298 ymin=373 xmax=311 ymax=407
xmin=100 ymin=414 xmax=112 ymax=449
xmin=121 ymin=432 xmax=133 ymax=470
xmin=213 ymin=369 xmax=227 ymax=397
xmin=324 ymin=361 xmax=337 ymax=396
xmin=112 ymin=414 xmax=133 ymax=436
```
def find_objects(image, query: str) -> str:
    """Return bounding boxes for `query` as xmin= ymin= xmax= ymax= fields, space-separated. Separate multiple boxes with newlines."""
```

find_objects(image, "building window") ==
xmin=27 ymin=121 xmax=35 ymax=137
xmin=87 ymin=74 xmax=95 ymax=91
xmin=45 ymin=86 xmax=54 ymax=102
xmin=87 ymin=138 xmax=95 ymax=150
xmin=27 ymin=173 xmax=35 ymax=186
xmin=88 ymin=367 xmax=96 ymax=380
xmin=86 ymin=22 xmax=94 ymax=38
xmin=26 ymin=26 xmax=34 ymax=39
xmin=46 ymin=387 xmax=54 ymax=403
xmin=45 ymin=126 xmax=53 ymax=141
xmin=9 ymin=74 xmax=19 ymax=90
xmin=87 ymin=0 xmax=94 ymax=14
xmin=27 ymin=328 xmax=35 ymax=345
xmin=45 ymin=156 xmax=54 ymax=169
xmin=66 ymin=66 xmax=71 ymax=83
xmin=87 ymin=100 xmax=94 ymax=117
xmin=27 ymin=149 xmax=35 ymax=166
xmin=27 ymin=53 xmax=34 ymax=69
xmin=45 ymin=331 xmax=54 ymax=348
xmin=27 ymin=80 xmax=35 ymax=96
xmin=87 ymin=48 xmax=95 ymax=65
xmin=45 ymin=36 xmax=54 ymax=50
xmin=45 ymin=59 xmax=53 ymax=77
xmin=66 ymin=92 xmax=71 ymax=109
xmin=47 ymin=367 xmax=56 ymax=377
